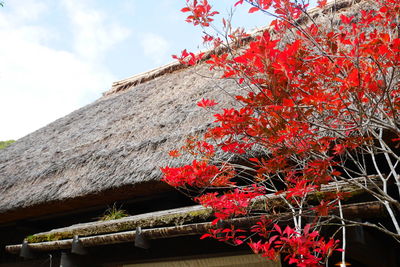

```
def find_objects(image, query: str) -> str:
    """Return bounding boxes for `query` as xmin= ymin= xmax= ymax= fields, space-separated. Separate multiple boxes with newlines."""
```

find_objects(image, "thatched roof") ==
xmin=0 ymin=0 xmax=373 ymax=224
xmin=0 ymin=62 xmax=240 ymax=223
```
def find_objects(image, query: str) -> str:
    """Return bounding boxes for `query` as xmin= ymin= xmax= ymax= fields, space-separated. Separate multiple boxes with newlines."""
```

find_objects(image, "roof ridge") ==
xmin=103 ymin=0 xmax=361 ymax=96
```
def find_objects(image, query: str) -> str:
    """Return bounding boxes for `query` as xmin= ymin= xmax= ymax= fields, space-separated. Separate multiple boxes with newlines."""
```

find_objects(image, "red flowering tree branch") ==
xmin=163 ymin=0 xmax=400 ymax=265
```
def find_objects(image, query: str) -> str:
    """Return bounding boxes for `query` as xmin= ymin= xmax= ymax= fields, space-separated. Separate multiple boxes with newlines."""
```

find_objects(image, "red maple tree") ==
xmin=162 ymin=0 xmax=400 ymax=266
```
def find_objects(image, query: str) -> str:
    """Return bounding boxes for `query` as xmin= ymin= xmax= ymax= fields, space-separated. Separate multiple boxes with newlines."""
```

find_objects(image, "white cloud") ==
xmin=120 ymin=0 xmax=136 ymax=15
xmin=0 ymin=1 xmax=121 ymax=140
xmin=140 ymin=33 xmax=170 ymax=65
xmin=61 ymin=0 xmax=131 ymax=62
xmin=7 ymin=0 xmax=49 ymax=22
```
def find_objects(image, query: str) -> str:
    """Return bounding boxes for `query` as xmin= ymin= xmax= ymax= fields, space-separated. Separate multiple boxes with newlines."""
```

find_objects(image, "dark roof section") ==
xmin=8 ymin=176 xmax=380 ymax=247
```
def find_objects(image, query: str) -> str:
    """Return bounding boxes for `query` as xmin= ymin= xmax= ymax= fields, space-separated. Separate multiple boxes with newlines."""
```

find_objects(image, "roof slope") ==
xmin=0 ymin=63 xmax=236 ymax=222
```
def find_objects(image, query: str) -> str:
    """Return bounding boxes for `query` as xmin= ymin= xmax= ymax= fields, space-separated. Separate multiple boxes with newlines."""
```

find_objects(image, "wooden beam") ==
xmin=21 ymin=176 xmax=380 ymax=244
xmin=5 ymin=201 xmax=385 ymax=254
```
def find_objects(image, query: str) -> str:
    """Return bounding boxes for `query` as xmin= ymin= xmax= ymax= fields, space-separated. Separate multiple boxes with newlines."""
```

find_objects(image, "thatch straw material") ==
xmin=0 ymin=63 xmax=240 ymax=223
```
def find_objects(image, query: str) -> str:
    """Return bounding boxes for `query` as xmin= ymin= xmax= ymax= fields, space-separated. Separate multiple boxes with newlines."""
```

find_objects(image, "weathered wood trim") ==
xmin=5 ymin=201 xmax=385 ymax=254
xmin=20 ymin=176 xmax=380 ymax=244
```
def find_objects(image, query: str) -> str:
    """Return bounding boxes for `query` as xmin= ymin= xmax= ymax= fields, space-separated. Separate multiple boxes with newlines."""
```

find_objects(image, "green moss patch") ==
xmin=26 ymin=207 xmax=213 ymax=243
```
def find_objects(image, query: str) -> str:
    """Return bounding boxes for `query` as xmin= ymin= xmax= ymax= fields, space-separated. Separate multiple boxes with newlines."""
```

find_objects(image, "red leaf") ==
xmin=274 ymin=224 xmax=282 ymax=234
xmin=340 ymin=15 xmax=353 ymax=24
xmin=197 ymin=98 xmax=218 ymax=108
xmin=200 ymin=233 xmax=212 ymax=239
xmin=317 ymin=0 xmax=327 ymax=8
xmin=181 ymin=7 xmax=191 ymax=13
xmin=234 ymin=0 xmax=244 ymax=7
xmin=248 ymin=7 xmax=260 ymax=13
xmin=234 ymin=239 xmax=244 ymax=245
xmin=168 ymin=150 xmax=181 ymax=157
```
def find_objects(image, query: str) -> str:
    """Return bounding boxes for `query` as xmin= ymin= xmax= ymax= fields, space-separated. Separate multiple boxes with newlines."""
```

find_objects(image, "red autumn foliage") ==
xmin=195 ymin=185 xmax=265 ymax=220
xmin=172 ymin=49 xmax=204 ymax=66
xmin=197 ymin=98 xmax=218 ymax=108
xmin=181 ymin=0 xmax=219 ymax=27
xmin=162 ymin=0 xmax=400 ymax=266
xmin=161 ymin=160 xmax=236 ymax=187
xmin=168 ymin=150 xmax=182 ymax=158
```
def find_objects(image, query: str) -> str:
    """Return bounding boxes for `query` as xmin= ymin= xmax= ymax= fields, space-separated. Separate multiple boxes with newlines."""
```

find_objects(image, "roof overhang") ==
xmin=6 ymin=177 xmax=385 ymax=254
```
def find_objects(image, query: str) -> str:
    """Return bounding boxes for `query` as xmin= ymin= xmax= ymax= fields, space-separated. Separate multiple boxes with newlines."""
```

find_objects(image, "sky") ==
xmin=0 ymin=0 xmax=274 ymax=140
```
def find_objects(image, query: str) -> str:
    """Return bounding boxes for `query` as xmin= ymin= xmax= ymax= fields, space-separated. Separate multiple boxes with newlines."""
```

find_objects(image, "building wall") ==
xmin=124 ymin=254 xmax=281 ymax=267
